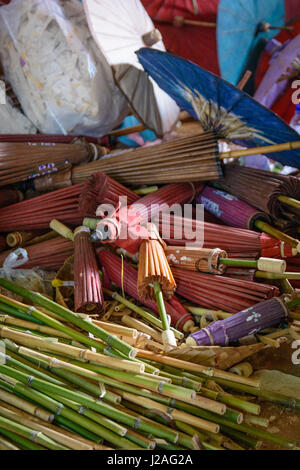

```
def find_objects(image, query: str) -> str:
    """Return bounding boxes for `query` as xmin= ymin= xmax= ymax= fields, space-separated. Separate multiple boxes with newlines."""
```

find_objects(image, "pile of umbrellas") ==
xmin=0 ymin=0 xmax=299 ymax=453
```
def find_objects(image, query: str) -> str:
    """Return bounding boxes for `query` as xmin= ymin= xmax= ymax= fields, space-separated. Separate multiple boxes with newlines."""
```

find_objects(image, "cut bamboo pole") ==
xmin=136 ymin=350 xmax=261 ymax=388
xmin=0 ymin=279 xmax=136 ymax=359
xmin=0 ymin=327 xmax=144 ymax=374
xmin=120 ymin=391 xmax=220 ymax=434
xmin=0 ymin=402 xmax=96 ymax=450
xmin=0 ymin=414 xmax=68 ymax=450
xmin=104 ymin=289 xmax=183 ymax=339
xmin=121 ymin=315 xmax=163 ymax=343
xmin=0 ymin=388 xmax=53 ymax=423
xmin=0 ymin=375 xmax=140 ymax=450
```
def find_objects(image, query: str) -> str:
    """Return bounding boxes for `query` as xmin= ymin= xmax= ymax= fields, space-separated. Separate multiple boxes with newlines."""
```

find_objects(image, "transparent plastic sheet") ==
xmin=0 ymin=96 xmax=37 ymax=134
xmin=0 ymin=248 xmax=55 ymax=296
xmin=0 ymin=0 xmax=129 ymax=136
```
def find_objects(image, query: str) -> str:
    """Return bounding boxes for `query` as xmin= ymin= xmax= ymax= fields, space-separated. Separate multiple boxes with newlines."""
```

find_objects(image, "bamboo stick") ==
xmin=0 ymin=402 xmax=96 ymax=450
xmin=136 ymin=350 xmax=261 ymax=388
xmin=0 ymin=279 xmax=136 ymax=359
xmin=0 ymin=327 xmax=143 ymax=374
xmin=104 ymin=289 xmax=183 ymax=339
xmin=0 ymin=388 xmax=53 ymax=423
xmin=120 ymin=391 xmax=220 ymax=434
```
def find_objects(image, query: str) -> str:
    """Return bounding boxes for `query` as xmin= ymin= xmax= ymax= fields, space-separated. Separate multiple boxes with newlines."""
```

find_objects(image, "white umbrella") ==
xmin=83 ymin=0 xmax=180 ymax=137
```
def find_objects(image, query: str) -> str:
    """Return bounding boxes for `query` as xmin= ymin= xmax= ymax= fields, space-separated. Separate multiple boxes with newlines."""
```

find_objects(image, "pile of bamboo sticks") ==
xmin=0 ymin=278 xmax=298 ymax=451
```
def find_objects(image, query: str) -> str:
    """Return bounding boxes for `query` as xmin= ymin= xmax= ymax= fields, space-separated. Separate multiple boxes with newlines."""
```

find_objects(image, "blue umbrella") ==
xmin=217 ymin=0 xmax=286 ymax=86
xmin=137 ymin=47 xmax=300 ymax=168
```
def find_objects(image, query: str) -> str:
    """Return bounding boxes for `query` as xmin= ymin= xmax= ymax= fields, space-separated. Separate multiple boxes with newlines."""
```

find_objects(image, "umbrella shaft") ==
xmin=219 ymin=140 xmax=300 ymax=160
xmin=153 ymin=282 xmax=169 ymax=331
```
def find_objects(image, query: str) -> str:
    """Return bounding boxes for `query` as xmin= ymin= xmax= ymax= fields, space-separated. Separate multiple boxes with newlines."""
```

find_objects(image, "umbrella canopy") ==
xmin=217 ymin=0 xmax=286 ymax=86
xmin=141 ymin=0 xmax=220 ymax=74
xmin=137 ymin=48 xmax=300 ymax=168
xmin=255 ymin=18 xmax=300 ymax=89
xmin=141 ymin=0 xmax=219 ymax=21
xmin=82 ymin=0 xmax=179 ymax=137
xmin=254 ymin=34 xmax=300 ymax=111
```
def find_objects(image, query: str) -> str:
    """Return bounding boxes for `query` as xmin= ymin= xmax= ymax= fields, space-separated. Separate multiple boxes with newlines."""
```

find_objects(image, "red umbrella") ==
xmin=74 ymin=227 xmax=104 ymax=315
xmin=97 ymin=248 xmax=194 ymax=331
xmin=163 ymin=215 xmax=297 ymax=259
xmin=0 ymin=172 xmax=132 ymax=232
xmin=93 ymin=181 xmax=202 ymax=253
xmin=141 ymin=1 xmax=220 ymax=75
xmin=0 ymin=236 xmax=74 ymax=270
xmin=141 ymin=1 xmax=218 ymax=21
xmin=172 ymin=267 xmax=279 ymax=313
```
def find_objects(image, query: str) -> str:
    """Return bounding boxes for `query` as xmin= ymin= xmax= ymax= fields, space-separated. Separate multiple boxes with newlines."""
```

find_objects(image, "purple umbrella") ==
xmin=254 ymin=34 xmax=300 ymax=110
xmin=197 ymin=185 xmax=271 ymax=231
xmin=188 ymin=297 xmax=288 ymax=346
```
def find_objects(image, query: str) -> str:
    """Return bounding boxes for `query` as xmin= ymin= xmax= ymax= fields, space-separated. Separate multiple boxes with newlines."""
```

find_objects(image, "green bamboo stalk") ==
xmin=125 ymin=429 xmax=156 ymax=450
xmin=0 ymin=427 xmax=46 ymax=450
xmin=255 ymin=272 xmax=300 ymax=280
xmin=173 ymin=400 xmax=298 ymax=449
xmin=0 ymin=365 xmax=178 ymax=444
xmin=115 ymin=401 xmax=179 ymax=444
xmin=146 ymin=360 xmax=300 ymax=411
xmin=0 ymin=303 xmax=44 ymax=324
xmin=0 ymin=414 xmax=68 ymax=450
xmin=200 ymin=387 xmax=261 ymax=415
xmin=153 ymin=281 xmax=169 ymax=331
xmin=221 ymin=425 xmax=262 ymax=449
xmin=0 ymin=435 xmax=21 ymax=450
xmin=0 ymin=296 xmax=121 ymax=357
xmin=54 ymin=415 xmax=102 ymax=444
xmin=49 ymin=394 xmax=128 ymax=437
xmin=0 ymin=376 xmax=140 ymax=450
xmin=16 ymin=347 xmax=194 ymax=402
xmin=0 ymin=280 xmax=136 ymax=359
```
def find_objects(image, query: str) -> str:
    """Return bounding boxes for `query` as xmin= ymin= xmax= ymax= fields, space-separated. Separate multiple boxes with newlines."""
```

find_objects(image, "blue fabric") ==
xmin=217 ymin=0 xmax=285 ymax=85
xmin=137 ymin=48 xmax=300 ymax=168
xmin=117 ymin=116 xmax=156 ymax=147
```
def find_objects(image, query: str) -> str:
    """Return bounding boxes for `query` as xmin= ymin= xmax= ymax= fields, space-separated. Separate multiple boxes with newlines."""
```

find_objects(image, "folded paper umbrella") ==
xmin=82 ymin=0 xmax=180 ymax=137
xmin=198 ymin=185 xmax=300 ymax=253
xmin=187 ymin=297 xmax=295 ymax=346
xmin=137 ymin=47 xmax=300 ymax=168
xmin=163 ymin=215 xmax=298 ymax=259
xmin=97 ymin=249 xmax=194 ymax=332
xmin=0 ymin=236 xmax=74 ymax=270
xmin=141 ymin=0 xmax=220 ymax=75
xmin=172 ymin=266 xmax=279 ymax=313
xmin=165 ymin=246 xmax=287 ymax=274
xmin=0 ymin=184 xmax=85 ymax=231
xmin=0 ymin=141 xmax=103 ymax=188
xmin=49 ymin=220 xmax=104 ymax=314
xmin=254 ymin=34 xmax=300 ymax=116
xmin=78 ymin=172 xmax=140 ymax=217
xmin=91 ymin=181 xmax=202 ymax=253
xmin=217 ymin=0 xmax=293 ymax=87
xmin=138 ymin=223 xmax=177 ymax=349
xmin=219 ymin=166 xmax=300 ymax=223
xmin=0 ymin=172 xmax=134 ymax=232
xmin=73 ymin=226 xmax=104 ymax=315
xmin=34 ymin=133 xmax=221 ymax=186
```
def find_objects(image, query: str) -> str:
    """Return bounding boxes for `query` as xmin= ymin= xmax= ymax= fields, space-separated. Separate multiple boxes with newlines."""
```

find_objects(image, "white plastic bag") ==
xmin=0 ymin=0 xmax=129 ymax=136
xmin=0 ymin=97 xmax=37 ymax=133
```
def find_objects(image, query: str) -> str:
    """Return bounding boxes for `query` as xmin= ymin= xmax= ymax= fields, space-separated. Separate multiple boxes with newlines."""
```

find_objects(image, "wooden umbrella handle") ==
xmin=219 ymin=140 xmax=300 ymax=160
